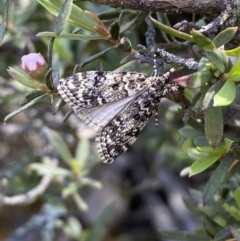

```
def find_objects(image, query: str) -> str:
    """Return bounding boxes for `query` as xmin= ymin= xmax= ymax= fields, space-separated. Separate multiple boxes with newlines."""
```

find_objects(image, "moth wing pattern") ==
xmin=57 ymin=71 xmax=153 ymax=109
xmin=74 ymin=94 xmax=137 ymax=131
xmin=95 ymin=90 xmax=160 ymax=163
xmin=57 ymin=69 xmax=177 ymax=163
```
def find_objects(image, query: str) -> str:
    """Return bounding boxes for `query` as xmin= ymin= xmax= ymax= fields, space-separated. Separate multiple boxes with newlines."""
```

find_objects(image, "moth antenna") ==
xmin=155 ymin=106 xmax=159 ymax=128
xmin=153 ymin=54 xmax=157 ymax=77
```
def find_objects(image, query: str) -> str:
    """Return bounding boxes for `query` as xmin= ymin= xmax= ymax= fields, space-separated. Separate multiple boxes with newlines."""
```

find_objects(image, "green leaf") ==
xmin=4 ymin=94 xmax=48 ymax=124
xmin=159 ymin=230 xmax=210 ymax=241
xmin=202 ymin=155 xmax=233 ymax=205
xmin=198 ymin=57 xmax=211 ymax=71
xmin=204 ymin=107 xmax=223 ymax=147
xmin=225 ymin=46 xmax=240 ymax=56
xmin=228 ymin=53 xmax=240 ymax=76
xmin=37 ymin=32 xmax=104 ymax=40
xmin=72 ymin=193 xmax=88 ymax=211
xmin=37 ymin=0 xmax=97 ymax=33
xmin=173 ymin=70 xmax=211 ymax=88
xmin=214 ymin=225 xmax=237 ymax=241
xmin=44 ymin=128 xmax=73 ymax=165
xmin=45 ymin=68 xmax=54 ymax=91
xmin=179 ymin=125 xmax=203 ymax=139
xmin=75 ymin=139 xmax=90 ymax=168
xmin=29 ymin=162 xmax=71 ymax=177
xmin=120 ymin=11 xmax=148 ymax=36
xmin=0 ymin=0 xmax=10 ymax=46
xmin=80 ymin=177 xmax=102 ymax=189
xmin=109 ymin=20 xmax=119 ymax=40
xmin=51 ymin=67 xmax=60 ymax=88
xmin=228 ymin=73 xmax=240 ymax=82
xmin=213 ymin=27 xmax=238 ymax=48
xmin=202 ymin=80 xmax=224 ymax=109
xmin=20 ymin=90 xmax=47 ymax=106
xmin=62 ymin=182 xmax=78 ymax=198
xmin=234 ymin=188 xmax=240 ymax=209
xmin=150 ymin=16 xmax=193 ymax=42
xmin=54 ymin=0 xmax=73 ymax=35
xmin=205 ymin=50 xmax=226 ymax=73
xmin=190 ymin=147 xmax=225 ymax=176
xmin=7 ymin=67 xmax=41 ymax=89
xmin=224 ymin=138 xmax=234 ymax=152
xmin=74 ymin=45 xmax=117 ymax=70
xmin=191 ymin=29 xmax=215 ymax=50
xmin=62 ymin=217 xmax=82 ymax=240
xmin=223 ymin=204 xmax=240 ymax=221
xmin=214 ymin=80 xmax=236 ymax=106
xmin=115 ymin=60 xmax=138 ymax=72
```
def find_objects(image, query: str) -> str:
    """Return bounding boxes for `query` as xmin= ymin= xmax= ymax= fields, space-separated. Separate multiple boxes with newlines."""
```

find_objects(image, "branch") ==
xmin=89 ymin=0 xmax=222 ymax=14
xmin=0 ymin=159 xmax=58 ymax=206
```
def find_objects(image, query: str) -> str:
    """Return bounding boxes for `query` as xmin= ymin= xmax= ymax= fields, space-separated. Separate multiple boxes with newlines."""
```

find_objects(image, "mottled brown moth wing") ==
xmin=57 ymin=70 xmax=175 ymax=163
xmin=58 ymin=71 xmax=158 ymax=131
xmin=74 ymin=95 xmax=137 ymax=131
xmin=95 ymin=89 xmax=160 ymax=163
xmin=57 ymin=71 xmax=153 ymax=108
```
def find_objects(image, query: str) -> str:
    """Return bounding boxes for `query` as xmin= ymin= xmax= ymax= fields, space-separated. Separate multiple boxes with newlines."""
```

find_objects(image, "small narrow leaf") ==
xmin=172 ymin=70 xmax=211 ymax=88
xmin=4 ymin=94 xmax=48 ymax=123
xmin=234 ymin=188 xmax=240 ymax=209
xmin=74 ymin=45 xmax=117 ymax=70
xmin=73 ymin=193 xmax=88 ymax=211
xmin=7 ymin=67 xmax=41 ymax=89
xmin=213 ymin=27 xmax=238 ymax=48
xmin=224 ymin=138 xmax=234 ymax=152
xmin=202 ymin=81 xmax=223 ymax=109
xmin=63 ymin=217 xmax=82 ymax=240
xmin=75 ymin=139 xmax=90 ymax=167
xmin=45 ymin=69 xmax=54 ymax=91
xmin=204 ymin=107 xmax=223 ymax=147
xmin=38 ymin=0 xmax=97 ymax=33
xmin=150 ymin=16 xmax=193 ymax=42
xmin=228 ymin=73 xmax=240 ymax=82
xmin=115 ymin=60 xmax=138 ymax=72
xmin=0 ymin=0 xmax=10 ymax=46
xmin=191 ymin=29 xmax=215 ymax=50
xmin=44 ymin=127 xmax=73 ymax=164
xmin=51 ymin=67 xmax=60 ymax=88
xmin=37 ymin=32 xmax=104 ymax=40
xmin=202 ymin=155 xmax=233 ymax=205
xmin=20 ymin=90 xmax=47 ymax=106
xmin=225 ymin=46 xmax=240 ymax=56
xmin=214 ymin=226 xmax=236 ymax=241
xmin=228 ymin=53 xmax=240 ymax=76
xmin=109 ymin=20 xmax=119 ymax=40
xmin=205 ymin=50 xmax=226 ymax=73
xmin=223 ymin=204 xmax=240 ymax=221
xmin=214 ymin=80 xmax=236 ymax=106
xmin=54 ymin=0 xmax=73 ymax=34
xmin=190 ymin=147 xmax=225 ymax=176
xmin=29 ymin=163 xmax=71 ymax=177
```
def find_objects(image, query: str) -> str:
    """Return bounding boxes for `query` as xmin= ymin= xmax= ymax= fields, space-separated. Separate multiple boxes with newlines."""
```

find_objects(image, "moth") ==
xmin=57 ymin=70 xmax=183 ymax=164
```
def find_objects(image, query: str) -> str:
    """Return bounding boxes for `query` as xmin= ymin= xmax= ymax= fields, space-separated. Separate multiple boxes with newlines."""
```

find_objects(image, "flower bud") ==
xmin=21 ymin=53 xmax=48 ymax=82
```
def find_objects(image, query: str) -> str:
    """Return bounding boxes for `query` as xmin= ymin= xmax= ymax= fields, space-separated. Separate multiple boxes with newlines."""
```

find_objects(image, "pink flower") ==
xmin=21 ymin=53 xmax=48 ymax=82
xmin=21 ymin=53 xmax=46 ymax=72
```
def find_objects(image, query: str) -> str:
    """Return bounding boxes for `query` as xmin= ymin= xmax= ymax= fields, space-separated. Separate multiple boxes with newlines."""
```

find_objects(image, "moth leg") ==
xmin=63 ymin=109 xmax=74 ymax=123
